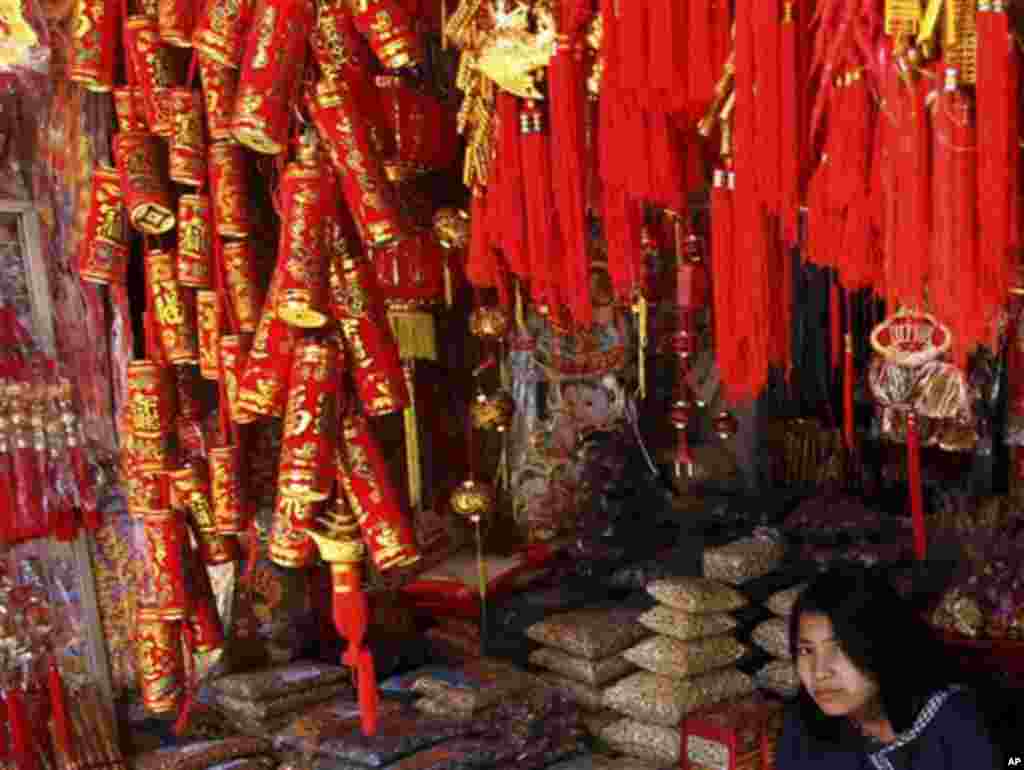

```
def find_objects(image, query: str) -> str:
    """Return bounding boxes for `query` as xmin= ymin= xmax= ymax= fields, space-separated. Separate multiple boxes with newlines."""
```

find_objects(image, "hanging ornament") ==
xmin=469 ymin=389 xmax=515 ymax=433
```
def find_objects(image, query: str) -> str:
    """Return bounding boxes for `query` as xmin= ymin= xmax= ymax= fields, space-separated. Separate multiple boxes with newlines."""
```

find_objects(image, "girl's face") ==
xmin=796 ymin=613 xmax=881 ymax=722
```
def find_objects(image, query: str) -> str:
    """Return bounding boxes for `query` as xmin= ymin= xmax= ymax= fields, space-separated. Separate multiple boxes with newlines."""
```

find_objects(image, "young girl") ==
xmin=775 ymin=565 xmax=1000 ymax=770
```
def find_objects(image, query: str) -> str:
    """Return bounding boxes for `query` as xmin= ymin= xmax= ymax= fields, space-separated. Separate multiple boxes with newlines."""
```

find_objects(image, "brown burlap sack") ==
xmin=637 ymin=605 xmax=737 ymax=641
xmin=525 ymin=607 xmax=649 ymax=660
xmin=602 ymin=668 xmax=755 ymax=727
xmin=646 ymin=578 xmax=747 ymax=614
xmin=599 ymin=718 xmax=681 ymax=764
xmin=622 ymin=634 xmax=747 ymax=678
xmin=131 ymin=738 xmax=274 ymax=770
xmin=765 ymin=583 xmax=806 ymax=617
xmin=529 ymin=646 xmax=636 ymax=686
xmin=211 ymin=661 xmax=348 ymax=701
xmin=751 ymin=617 xmax=791 ymax=659
xmin=703 ymin=536 xmax=786 ymax=585
xmin=756 ymin=659 xmax=800 ymax=697
xmin=538 ymin=671 xmax=608 ymax=712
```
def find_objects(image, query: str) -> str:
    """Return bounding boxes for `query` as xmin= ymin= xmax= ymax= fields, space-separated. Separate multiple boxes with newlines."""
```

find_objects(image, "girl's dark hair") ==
xmin=788 ymin=564 xmax=953 ymax=743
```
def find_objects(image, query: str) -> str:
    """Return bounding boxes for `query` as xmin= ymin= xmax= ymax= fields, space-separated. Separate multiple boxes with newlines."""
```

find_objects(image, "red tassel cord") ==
xmin=549 ymin=0 xmax=592 ymax=327
xmin=617 ymin=0 xmax=649 ymax=106
xmin=780 ymin=1 xmax=801 ymax=245
xmin=5 ymin=688 xmax=39 ymax=770
xmin=710 ymin=170 xmax=743 ymax=396
xmin=843 ymin=292 xmax=855 ymax=452
xmin=519 ymin=102 xmax=564 ymax=312
xmin=976 ymin=1 xmax=1013 ymax=310
xmin=687 ymin=0 xmax=714 ymax=121
xmin=907 ymin=411 xmax=926 ymax=560
xmin=48 ymin=660 xmax=73 ymax=759
xmin=334 ymin=569 xmax=378 ymax=736
xmin=646 ymin=110 xmax=688 ymax=213
xmin=466 ymin=188 xmax=497 ymax=289
xmin=648 ymin=0 xmax=688 ymax=115
xmin=496 ymin=94 xmax=528 ymax=279
xmin=755 ymin=0 xmax=782 ymax=215
xmin=602 ymin=185 xmax=645 ymax=305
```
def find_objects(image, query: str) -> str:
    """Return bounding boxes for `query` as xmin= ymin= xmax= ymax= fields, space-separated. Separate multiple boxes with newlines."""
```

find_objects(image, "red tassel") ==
xmin=550 ymin=0 xmax=592 ymax=326
xmin=618 ymin=0 xmax=649 ymax=104
xmin=648 ymin=0 xmax=688 ymax=114
xmin=466 ymin=189 xmax=496 ymax=289
xmin=520 ymin=103 xmax=564 ymax=311
xmin=335 ymin=584 xmax=377 ymax=735
xmin=755 ymin=0 xmax=782 ymax=214
xmin=780 ymin=1 xmax=800 ymax=245
xmin=687 ymin=0 xmax=713 ymax=121
xmin=976 ymin=2 xmax=1013 ymax=310
xmin=5 ymin=689 xmax=39 ymax=770
xmin=907 ymin=412 xmax=926 ymax=560
xmin=496 ymin=94 xmax=528 ymax=278
xmin=48 ymin=661 xmax=73 ymax=758
xmin=710 ymin=170 xmax=741 ymax=394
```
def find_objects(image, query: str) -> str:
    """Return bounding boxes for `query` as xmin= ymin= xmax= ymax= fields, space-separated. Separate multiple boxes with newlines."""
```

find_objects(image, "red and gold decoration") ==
xmin=176 ymin=193 xmax=213 ymax=288
xmin=113 ymin=131 xmax=176 ymax=235
xmin=208 ymin=140 xmax=252 ymax=238
xmin=209 ymin=444 xmax=246 ymax=535
xmin=193 ymin=0 xmax=252 ymax=67
xmin=136 ymin=616 xmax=186 ymax=714
xmin=169 ymin=89 xmax=208 ymax=187
xmin=198 ymin=55 xmax=241 ymax=140
xmin=222 ymin=240 xmax=264 ymax=333
xmin=124 ymin=15 xmax=181 ymax=138
xmin=196 ymin=290 xmax=221 ymax=379
xmin=78 ymin=165 xmax=130 ymax=286
xmin=144 ymin=247 xmax=198 ymax=365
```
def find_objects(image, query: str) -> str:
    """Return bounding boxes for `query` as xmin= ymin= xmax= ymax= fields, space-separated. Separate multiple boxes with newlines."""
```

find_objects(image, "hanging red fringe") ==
xmin=780 ymin=1 xmax=800 ymax=245
xmin=648 ymin=0 xmax=688 ymax=114
xmin=48 ymin=661 xmax=72 ymax=758
xmin=466 ymin=188 xmax=496 ymax=289
xmin=687 ymin=0 xmax=713 ymax=121
xmin=907 ymin=412 xmax=926 ymax=560
xmin=520 ymin=103 xmax=564 ymax=310
xmin=334 ymin=574 xmax=377 ymax=735
xmin=549 ymin=0 xmax=592 ymax=327
xmin=710 ymin=170 xmax=744 ymax=395
xmin=496 ymin=94 xmax=528 ymax=278
xmin=976 ymin=2 xmax=1013 ymax=310
xmin=755 ymin=0 xmax=782 ymax=214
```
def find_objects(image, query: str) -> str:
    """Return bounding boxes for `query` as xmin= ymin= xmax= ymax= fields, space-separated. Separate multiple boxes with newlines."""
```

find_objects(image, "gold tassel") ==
xmin=387 ymin=307 xmax=439 ymax=362
xmin=444 ymin=261 xmax=454 ymax=308
xmin=402 ymin=361 xmax=423 ymax=513
xmin=515 ymin=280 xmax=527 ymax=332
xmin=916 ymin=0 xmax=944 ymax=54
xmin=634 ymin=292 xmax=648 ymax=400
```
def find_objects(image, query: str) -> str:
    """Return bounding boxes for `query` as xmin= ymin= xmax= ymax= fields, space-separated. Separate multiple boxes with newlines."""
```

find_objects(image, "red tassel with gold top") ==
xmin=125 ymin=15 xmax=182 ymax=138
xmin=114 ymin=131 xmax=176 ymax=235
xmin=70 ymin=0 xmax=121 ymax=92
xmin=232 ymin=0 xmax=314 ymax=155
xmin=327 ymin=225 xmax=409 ymax=417
xmin=79 ymin=165 xmax=131 ymax=286
xmin=338 ymin=413 xmax=420 ymax=572
xmin=274 ymin=134 xmax=330 ymax=328
xmin=209 ymin=141 xmax=253 ymax=238
xmin=145 ymin=248 xmax=199 ymax=365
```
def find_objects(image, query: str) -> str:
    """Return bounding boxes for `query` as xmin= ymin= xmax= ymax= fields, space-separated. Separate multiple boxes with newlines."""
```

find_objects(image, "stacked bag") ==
xmin=600 ymin=578 xmax=756 ymax=765
xmin=525 ymin=607 xmax=648 ymax=723
xmin=753 ymin=583 xmax=806 ymax=698
xmin=205 ymin=661 xmax=353 ymax=736
xmin=131 ymin=737 xmax=275 ymax=770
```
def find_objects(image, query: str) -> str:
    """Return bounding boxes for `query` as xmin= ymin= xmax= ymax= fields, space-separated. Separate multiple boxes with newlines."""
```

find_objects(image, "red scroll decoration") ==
xmin=327 ymin=225 xmax=409 ymax=417
xmin=308 ymin=78 xmax=404 ymax=248
xmin=136 ymin=616 xmax=185 ymax=715
xmin=114 ymin=87 xmax=149 ymax=132
xmin=193 ymin=0 xmax=252 ymax=67
xmin=232 ymin=0 xmax=314 ymax=155
xmin=70 ymin=0 xmax=121 ymax=92
xmin=209 ymin=140 xmax=252 ymax=238
xmin=237 ymin=270 xmax=298 ymax=420
xmin=278 ymin=338 xmax=340 ymax=503
xmin=222 ymin=240 xmax=265 ymax=333
xmin=349 ymin=0 xmax=424 ymax=70
xmin=209 ymin=444 xmax=247 ymax=534
xmin=145 ymin=247 xmax=199 ymax=365
xmin=197 ymin=290 xmax=221 ymax=379
xmin=274 ymin=135 xmax=330 ymax=328
xmin=169 ymin=89 xmax=208 ymax=187
xmin=127 ymin=360 xmax=175 ymax=472
xmin=198 ymin=56 xmax=241 ymax=141
xmin=269 ymin=495 xmax=318 ymax=568
xmin=220 ymin=332 xmax=254 ymax=423
xmin=79 ymin=165 xmax=130 ymax=285
xmin=114 ymin=131 xmax=176 ymax=235
xmin=124 ymin=15 xmax=181 ymax=138
xmin=338 ymin=413 xmax=420 ymax=572
xmin=177 ymin=193 xmax=213 ymax=288
xmin=158 ymin=0 xmax=195 ymax=47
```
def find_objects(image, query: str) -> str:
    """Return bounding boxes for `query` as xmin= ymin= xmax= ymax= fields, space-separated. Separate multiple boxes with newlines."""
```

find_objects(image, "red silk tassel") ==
xmin=48 ymin=661 xmax=72 ymax=757
xmin=466 ymin=189 xmax=496 ymax=289
xmin=334 ymin=573 xmax=377 ymax=735
xmin=5 ymin=689 xmax=38 ymax=770
xmin=755 ymin=0 xmax=782 ymax=214
xmin=497 ymin=94 xmax=528 ymax=278
xmin=976 ymin=2 xmax=1013 ymax=310
xmin=687 ymin=0 xmax=713 ymax=121
xmin=550 ymin=0 xmax=592 ymax=326
xmin=907 ymin=412 xmax=926 ymax=560
xmin=710 ymin=170 xmax=739 ymax=394
xmin=648 ymin=0 xmax=688 ymax=114
xmin=618 ymin=0 xmax=649 ymax=104
xmin=780 ymin=2 xmax=800 ymax=245
xmin=520 ymin=103 xmax=563 ymax=310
